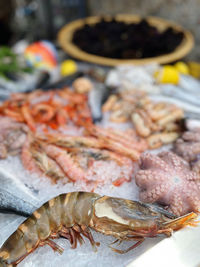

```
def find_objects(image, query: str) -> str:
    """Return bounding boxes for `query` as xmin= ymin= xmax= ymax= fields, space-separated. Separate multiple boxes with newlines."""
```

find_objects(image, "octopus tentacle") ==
xmin=167 ymin=192 xmax=184 ymax=217
xmin=187 ymin=194 xmax=200 ymax=213
xmin=139 ymin=153 xmax=166 ymax=171
xmin=192 ymin=160 xmax=200 ymax=176
xmin=135 ymin=170 xmax=165 ymax=188
xmin=139 ymin=182 xmax=169 ymax=203
xmin=159 ymin=151 xmax=190 ymax=171
xmin=174 ymin=143 xmax=195 ymax=162
xmin=182 ymin=130 xmax=200 ymax=142
xmin=186 ymin=170 xmax=200 ymax=181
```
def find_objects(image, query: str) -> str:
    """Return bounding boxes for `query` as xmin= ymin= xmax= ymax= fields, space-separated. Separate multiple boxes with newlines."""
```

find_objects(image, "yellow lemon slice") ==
xmin=154 ymin=65 xmax=180 ymax=84
xmin=188 ymin=61 xmax=200 ymax=78
xmin=60 ymin=59 xmax=77 ymax=76
xmin=174 ymin=61 xmax=189 ymax=74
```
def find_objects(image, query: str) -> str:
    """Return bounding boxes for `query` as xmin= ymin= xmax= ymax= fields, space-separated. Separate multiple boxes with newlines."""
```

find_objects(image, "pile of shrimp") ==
xmin=103 ymin=89 xmax=184 ymax=148
xmin=21 ymin=125 xmax=147 ymax=188
xmin=0 ymin=88 xmax=92 ymax=132
xmin=0 ymin=87 xmax=149 ymax=189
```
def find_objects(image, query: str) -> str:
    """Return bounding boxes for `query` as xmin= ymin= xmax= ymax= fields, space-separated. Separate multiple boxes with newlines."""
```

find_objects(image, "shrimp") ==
xmin=0 ymin=192 xmax=197 ymax=266
xmin=21 ymin=105 xmax=36 ymax=132
xmin=37 ymin=133 xmax=102 ymax=149
xmin=32 ymin=103 xmax=55 ymax=122
xmin=0 ymin=88 xmax=92 ymax=132
xmin=58 ymin=88 xmax=87 ymax=104
xmin=43 ymin=144 xmax=86 ymax=182
xmin=86 ymin=125 xmax=140 ymax=160
xmin=22 ymin=134 xmax=135 ymax=185
xmin=56 ymin=109 xmax=68 ymax=126
xmin=30 ymin=141 xmax=66 ymax=183
xmin=21 ymin=136 xmax=43 ymax=175
xmin=3 ymin=109 xmax=24 ymax=123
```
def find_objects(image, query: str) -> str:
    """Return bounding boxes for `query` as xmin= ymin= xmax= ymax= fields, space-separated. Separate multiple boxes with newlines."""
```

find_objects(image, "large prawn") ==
xmin=0 ymin=192 xmax=197 ymax=266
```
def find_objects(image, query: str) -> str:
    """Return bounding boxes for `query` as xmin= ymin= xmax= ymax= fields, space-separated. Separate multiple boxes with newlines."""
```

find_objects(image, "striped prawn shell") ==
xmin=0 ymin=192 xmax=197 ymax=266
xmin=0 ymin=192 xmax=100 ymax=266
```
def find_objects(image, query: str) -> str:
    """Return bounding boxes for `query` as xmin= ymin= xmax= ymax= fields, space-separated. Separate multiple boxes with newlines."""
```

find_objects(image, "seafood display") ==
xmin=135 ymin=151 xmax=200 ymax=216
xmin=0 ymin=88 xmax=92 ymax=132
xmin=102 ymin=89 xmax=184 ymax=148
xmin=0 ymin=85 xmax=148 ymax=188
xmin=174 ymin=128 xmax=200 ymax=175
xmin=0 ymin=192 xmax=197 ymax=266
xmin=0 ymin=117 xmax=28 ymax=159
xmin=0 ymin=66 xmax=200 ymax=267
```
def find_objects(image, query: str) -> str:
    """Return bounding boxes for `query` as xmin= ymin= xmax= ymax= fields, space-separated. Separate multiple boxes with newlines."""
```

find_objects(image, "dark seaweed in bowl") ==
xmin=72 ymin=18 xmax=184 ymax=59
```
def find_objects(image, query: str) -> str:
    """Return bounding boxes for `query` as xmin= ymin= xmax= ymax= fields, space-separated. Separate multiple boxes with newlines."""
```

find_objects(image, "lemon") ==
xmin=174 ymin=62 xmax=189 ymax=74
xmin=188 ymin=61 xmax=200 ymax=78
xmin=154 ymin=65 xmax=180 ymax=84
xmin=60 ymin=60 xmax=77 ymax=76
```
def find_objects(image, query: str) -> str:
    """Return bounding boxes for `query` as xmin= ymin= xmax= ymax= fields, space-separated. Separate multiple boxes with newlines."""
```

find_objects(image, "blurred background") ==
xmin=1 ymin=0 xmax=200 ymax=60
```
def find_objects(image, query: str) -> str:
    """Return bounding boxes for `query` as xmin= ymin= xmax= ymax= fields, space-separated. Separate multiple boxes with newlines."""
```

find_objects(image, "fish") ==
xmin=179 ymin=74 xmax=200 ymax=95
xmin=0 ymin=168 xmax=39 ymax=217
xmin=88 ymin=83 xmax=112 ymax=122
xmin=42 ymin=72 xmax=83 ymax=90
xmin=150 ymin=94 xmax=200 ymax=115
xmin=160 ymin=84 xmax=200 ymax=107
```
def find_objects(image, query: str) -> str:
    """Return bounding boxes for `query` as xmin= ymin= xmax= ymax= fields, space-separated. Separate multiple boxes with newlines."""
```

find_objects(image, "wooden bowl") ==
xmin=58 ymin=15 xmax=194 ymax=66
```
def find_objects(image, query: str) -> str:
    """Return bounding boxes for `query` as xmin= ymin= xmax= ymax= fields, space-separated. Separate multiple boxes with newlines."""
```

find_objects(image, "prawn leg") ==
xmin=40 ymin=240 xmax=64 ymax=254
xmin=80 ymin=226 xmax=99 ymax=250
xmin=110 ymin=238 xmax=144 ymax=254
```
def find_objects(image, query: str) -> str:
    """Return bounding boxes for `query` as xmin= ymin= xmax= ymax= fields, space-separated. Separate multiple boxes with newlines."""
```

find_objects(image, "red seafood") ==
xmin=85 ymin=125 xmax=147 ymax=160
xmin=32 ymin=103 xmax=55 ymax=122
xmin=21 ymin=136 xmax=43 ymax=175
xmin=43 ymin=144 xmax=85 ymax=182
xmin=22 ymin=134 xmax=134 ymax=186
xmin=0 ymin=88 xmax=92 ymax=132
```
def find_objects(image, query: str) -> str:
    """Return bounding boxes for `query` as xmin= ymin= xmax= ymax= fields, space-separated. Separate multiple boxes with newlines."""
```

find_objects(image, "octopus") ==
xmin=174 ymin=128 xmax=200 ymax=175
xmin=135 ymin=151 xmax=200 ymax=216
xmin=0 ymin=116 xmax=28 ymax=158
